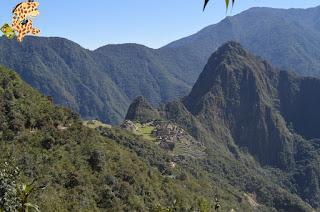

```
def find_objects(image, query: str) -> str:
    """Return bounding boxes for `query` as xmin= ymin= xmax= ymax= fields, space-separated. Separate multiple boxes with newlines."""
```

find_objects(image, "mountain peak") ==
xmin=211 ymin=41 xmax=251 ymax=65
xmin=217 ymin=41 xmax=246 ymax=55
xmin=183 ymin=41 xmax=272 ymax=113
xmin=125 ymin=96 xmax=161 ymax=123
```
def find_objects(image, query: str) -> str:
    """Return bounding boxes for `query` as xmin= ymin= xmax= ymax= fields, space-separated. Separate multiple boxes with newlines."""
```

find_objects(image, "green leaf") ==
xmin=24 ymin=183 xmax=35 ymax=195
xmin=22 ymin=183 xmax=27 ymax=192
xmin=24 ymin=203 xmax=40 ymax=212
xmin=225 ymin=0 xmax=230 ymax=10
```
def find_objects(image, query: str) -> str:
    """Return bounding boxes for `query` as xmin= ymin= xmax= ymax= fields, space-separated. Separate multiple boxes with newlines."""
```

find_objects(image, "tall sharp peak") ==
xmin=205 ymin=41 xmax=269 ymax=73
xmin=199 ymin=41 xmax=262 ymax=78
xmin=184 ymin=41 xmax=277 ymax=114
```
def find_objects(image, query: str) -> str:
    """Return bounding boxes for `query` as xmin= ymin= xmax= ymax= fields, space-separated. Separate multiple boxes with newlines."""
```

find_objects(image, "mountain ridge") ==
xmin=165 ymin=4 xmax=320 ymax=77
xmin=126 ymin=42 xmax=320 ymax=209
xmin=1 ymin=5 xmax=320 ymax=124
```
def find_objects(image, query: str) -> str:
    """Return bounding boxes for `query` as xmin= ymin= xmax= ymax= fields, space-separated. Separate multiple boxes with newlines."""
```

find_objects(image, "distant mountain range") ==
xmin=126 ymin=42 xmax=320 ymax=211
xmin=164 ymin=5 xmax=320 ymax=77
xmin=0 ymin=37 xmax=191 ymax=124
xmin=0 ymin=5 xmax=319 ymax=123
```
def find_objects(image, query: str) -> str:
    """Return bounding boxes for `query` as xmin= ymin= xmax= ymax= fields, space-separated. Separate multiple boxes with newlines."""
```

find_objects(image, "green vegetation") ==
xmin=0 ymin=37 xmax=192 ymax=124
xmin=133 ymin=123 xmax=157 ymax=142
xmin=0 ymin=65 xmax=208 ymax=211
xmin=0 ymin=162 xmax=40 ymax=212
xmin=125 ymin=96 xmax=162 ymax=124
xmin=0 ymin=65 xmax=253 ymax=211
xmin=1 ymin=6 xmax=320 ymax=124
xmin=126 ymin=42 xmax=320 ymax=211
xmin=99 ymin=127 xmax=254 ymax=211
xmin=83 ymin=120 xmax=111 ymax=129
xmin=1 ymin=35 xmax=320 ymax=211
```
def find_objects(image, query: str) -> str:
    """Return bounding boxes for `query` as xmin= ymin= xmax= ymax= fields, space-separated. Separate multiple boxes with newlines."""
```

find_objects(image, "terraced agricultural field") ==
xmin=133 ymin=123 xmax=157 ymax=142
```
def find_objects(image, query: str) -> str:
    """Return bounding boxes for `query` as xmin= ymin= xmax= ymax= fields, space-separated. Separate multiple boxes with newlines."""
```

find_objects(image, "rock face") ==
xmin=125 ymin=96 xmax=161 ymax=123
xmin=278 ymin=73 xmax=320 ymax=139
xmin=125 ymin=42 xmax=320 ymax=209
xmin=120 ymin=120 xmax=138 ymax=132
xmin=182 ymin=42 xmax=320 ymax=207
xmin=184 ymin=41 xmax=291 ymax=167
xmin=184 ymin=41 xmax=320 ymax=168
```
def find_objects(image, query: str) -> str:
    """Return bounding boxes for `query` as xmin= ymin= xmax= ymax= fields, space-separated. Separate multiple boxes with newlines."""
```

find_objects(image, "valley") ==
xmin=0 ymin=6 xmax=319 ymax=124
xmin=0 ymin=4 xmax=320 ymax=212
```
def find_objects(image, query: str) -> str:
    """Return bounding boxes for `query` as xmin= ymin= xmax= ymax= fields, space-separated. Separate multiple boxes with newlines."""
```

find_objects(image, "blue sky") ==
xmin=0 ymin=0 xmax=319 ymax=50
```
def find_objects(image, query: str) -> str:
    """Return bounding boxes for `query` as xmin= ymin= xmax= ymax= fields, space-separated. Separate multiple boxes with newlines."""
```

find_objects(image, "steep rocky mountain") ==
xmin=0 ymin=65 xmax=259 ymax=211
xmin=184 ymin=41 xmax=292 ymax=168
xmin=183 ymin=41 xmax=320 ymax=168
xmin=1 ymin=6 xmax=320 ymax=124
xmin=126 ymin=42 xmax=320 ymax=210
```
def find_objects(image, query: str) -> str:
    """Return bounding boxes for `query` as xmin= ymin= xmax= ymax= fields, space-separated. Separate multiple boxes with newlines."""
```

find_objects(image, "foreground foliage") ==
xmin=0 ymin=162 xmax=40 ymax=212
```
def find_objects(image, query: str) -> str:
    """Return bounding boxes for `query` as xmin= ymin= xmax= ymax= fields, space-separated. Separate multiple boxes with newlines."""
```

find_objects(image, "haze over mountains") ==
xmin=165 ymin=5 xmax=320 ymax=78
xmin=0 ymin=5 xmax=319 ymax=124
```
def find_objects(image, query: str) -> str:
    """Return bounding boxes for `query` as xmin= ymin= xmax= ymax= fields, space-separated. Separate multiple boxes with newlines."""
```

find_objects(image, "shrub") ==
xmin=0 ymin=164 xmax=21 ymax=211
xmin=41 ymin=136 xmax=56 ymax=150
xmin=0 ymin=162 xmax=40 ymax=212
xmin=88 ymin=150 xmax=106 ymax=172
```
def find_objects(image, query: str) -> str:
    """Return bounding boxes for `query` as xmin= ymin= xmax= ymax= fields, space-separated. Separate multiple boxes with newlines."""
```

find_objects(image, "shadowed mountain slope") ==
xmin=1 ymin=6 xmax=320 ymax=124
xmin=0 ymin=37 xmax=189 ymax=124
xmin=126 ymin=42 xmax=320 ymax=210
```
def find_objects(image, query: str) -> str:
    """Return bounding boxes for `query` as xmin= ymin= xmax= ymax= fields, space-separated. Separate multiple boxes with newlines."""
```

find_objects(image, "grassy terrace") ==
xmin=133 ymin=123 xmax=157 ymax=142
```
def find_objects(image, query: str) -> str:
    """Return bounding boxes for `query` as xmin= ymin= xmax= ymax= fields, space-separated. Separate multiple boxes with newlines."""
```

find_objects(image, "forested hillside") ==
xmin=126 ymin=42 xmax=320 ymax=211
xmin=0 ymin=65 xmax=256 ymax=211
